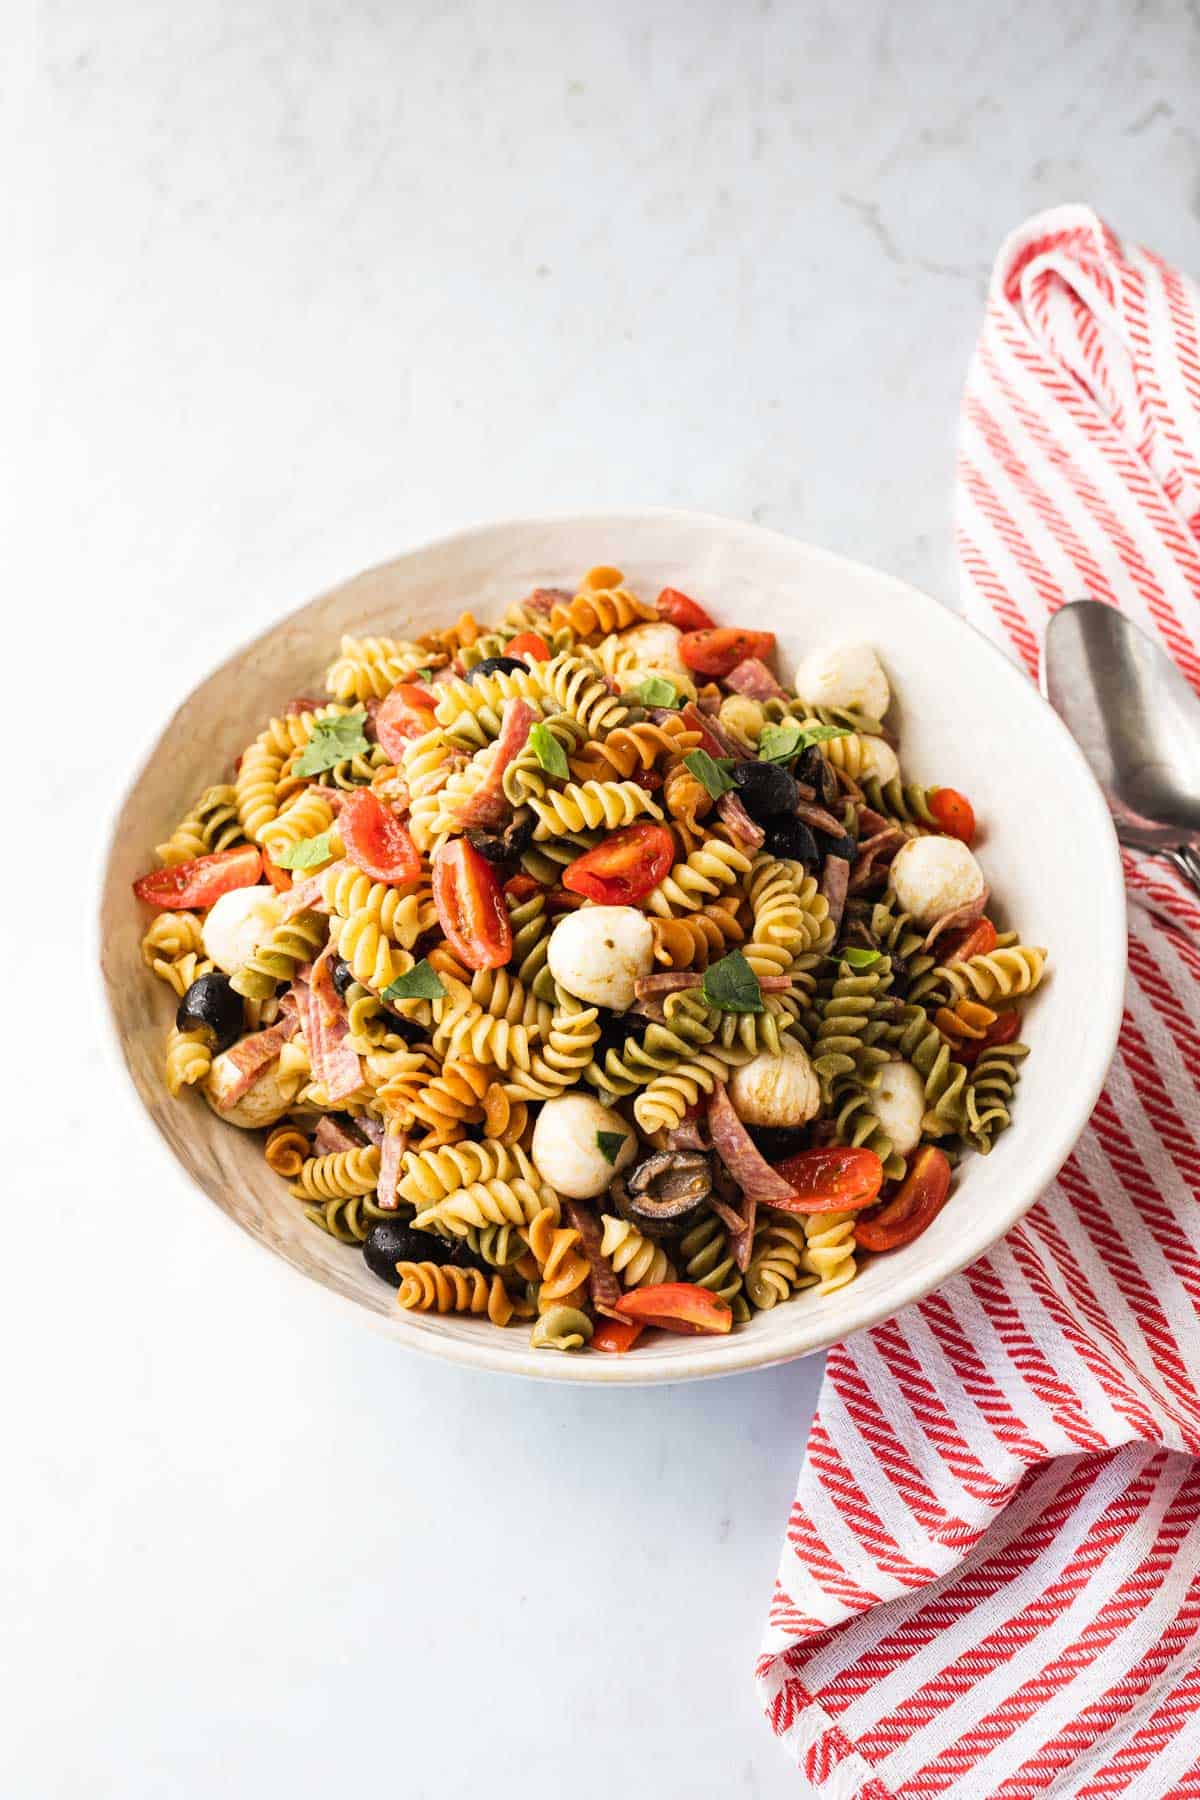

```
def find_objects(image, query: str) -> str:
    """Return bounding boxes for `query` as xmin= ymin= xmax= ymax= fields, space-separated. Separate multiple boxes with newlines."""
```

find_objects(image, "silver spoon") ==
xmin=1042 ymin=600 xmax=1200 ymax=899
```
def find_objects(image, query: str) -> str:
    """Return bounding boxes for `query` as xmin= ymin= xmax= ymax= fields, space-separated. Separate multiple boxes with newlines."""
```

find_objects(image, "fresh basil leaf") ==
xmin=683 ymin=749 xmax=736 ymax=800
xmin=294 ymin=711 xmax=370 ymax=776
xmin=596 ymin=1129 xmax=629 ymax=1166
xmin=757 ymin=721 xmax=804 ymax=764
xmin=529 ymin=721 xmax=569 ymax=779
xmin=757 ymin=721 xmax=852 ymax=764
xmin=382 ymin=959 xmax=447 ymax=1004
xmin=626 ymin=676 xmax=681 ymax=709
xmin=274 ymin=831 xmax=335 ymax=871
xmin=701 ymin=947 xmax=764 ymax=1013
xmin=840 ymin=946 xmax=881 ymax=970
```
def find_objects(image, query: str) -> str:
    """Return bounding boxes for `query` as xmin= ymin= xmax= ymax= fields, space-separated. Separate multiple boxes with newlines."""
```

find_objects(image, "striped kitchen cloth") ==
xmin=757 ymin=206 xmax=1200 ymax=1797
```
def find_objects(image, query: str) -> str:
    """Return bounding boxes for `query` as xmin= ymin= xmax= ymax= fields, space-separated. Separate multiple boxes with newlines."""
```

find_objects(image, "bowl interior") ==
xmin=98 ymin=511 xmax=1125 ymax=1382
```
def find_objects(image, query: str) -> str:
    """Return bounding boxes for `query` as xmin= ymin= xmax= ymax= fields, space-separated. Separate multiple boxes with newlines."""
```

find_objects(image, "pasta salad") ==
xmin=133 ymin=565 xmax=1048 ymax=1353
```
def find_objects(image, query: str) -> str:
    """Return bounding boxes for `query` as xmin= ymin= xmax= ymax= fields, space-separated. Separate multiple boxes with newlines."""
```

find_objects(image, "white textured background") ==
xmin=10 ymin=3 xmax=1200 ymax=1795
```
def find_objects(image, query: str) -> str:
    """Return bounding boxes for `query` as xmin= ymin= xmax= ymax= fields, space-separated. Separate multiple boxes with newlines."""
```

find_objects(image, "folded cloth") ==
xmin=758 ymin=206 xmax=1200 ymax=1798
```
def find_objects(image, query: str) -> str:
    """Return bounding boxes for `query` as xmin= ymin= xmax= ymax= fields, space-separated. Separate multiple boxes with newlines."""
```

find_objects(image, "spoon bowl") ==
xmin=1043 ymin=601 xmax=1200 ymax=849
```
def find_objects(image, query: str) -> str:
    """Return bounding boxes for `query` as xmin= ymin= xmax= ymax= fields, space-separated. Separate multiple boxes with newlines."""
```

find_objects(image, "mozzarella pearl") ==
xmin=202 ymin=885 xmax=283 ymax=975
xmin=857 ymin=735 xmax=899 ymax=785
xmin=530 ymin=1094 xmax=636 ymax=1199
xmin=617 ymin=621 xmax=688 ymax=676
xmin=728 ymin=1038 xmax=821 ymax=1128
xmin=890 ymin=834 xmax=985 ymax=927
xmin=202 ymin=1053 xmax=298 ymax=1129
xmin=547 ymin=906 xmax=654 ymax=1012
xmin=869 ymin=1060 xmax=926 ymax=1158
xmin=794 ymin=643 xmax=890 ymax=721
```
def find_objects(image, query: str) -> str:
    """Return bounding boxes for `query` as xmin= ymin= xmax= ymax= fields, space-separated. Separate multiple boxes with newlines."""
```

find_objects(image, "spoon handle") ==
xmin=1159 ymin=846 xmax=1200 ymax=901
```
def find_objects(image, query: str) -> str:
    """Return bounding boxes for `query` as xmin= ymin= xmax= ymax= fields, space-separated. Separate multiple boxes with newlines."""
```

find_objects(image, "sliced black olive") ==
xmin=362 ymin=1221 xmax=457 ymax=1284
xmin=378 ymin=1009 xmax=434 ymax=1045
xmin=175 ymin=972 xmax=243 ymax=1054
xmin=764 ymin=816 xmax=820 ymax=866
xmin=795 ymin=744 xmax=839 ymax=808
xmin=748 ymin=1125 xmax=812 ymax=1162
xmin=613 ymin=1152 xmax=713 ymax=1240
xmin=466 ymin=655 xmax=526 ymax=682
xmin=329 ymin=956 xmax=355 ymax=996
xmin=467 ymin=808 xmax=535 ymax=864
xmin=815 ymin=828 xmax=857 ymax=862
xmin=732 ymin=759 xmax=797 ymax=821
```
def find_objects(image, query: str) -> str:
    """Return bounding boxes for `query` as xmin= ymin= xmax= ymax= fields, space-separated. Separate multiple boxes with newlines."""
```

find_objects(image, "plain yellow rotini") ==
xmin=599 ymin=1215 xmax=676 ymax=1289
xmin=290 ymin=1145 xmax=381 ymax=1201
xmin=800 ymin=1210 xmax=857 ymax=1295
xmin=165 ymin=1026 xmax=212 ymax=1097
xmin=528 ymin=778 xmax=663 ymax=840
xmin=325 ymin=635 xmax=429 ymax=703
xmin=936 ymin=946 xmax=1048 ymax=1004
xmin=642 ymin=835 xmax=753 ymax=917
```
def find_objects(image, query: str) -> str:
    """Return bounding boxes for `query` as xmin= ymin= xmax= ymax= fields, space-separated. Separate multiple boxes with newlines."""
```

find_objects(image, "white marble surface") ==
xmin=10 ymin=3 xmax=1200 ymax=1795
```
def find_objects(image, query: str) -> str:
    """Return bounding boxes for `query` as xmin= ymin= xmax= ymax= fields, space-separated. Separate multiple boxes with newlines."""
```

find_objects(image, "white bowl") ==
xmin=98 ymin=510 xmax=1126 ymax=1383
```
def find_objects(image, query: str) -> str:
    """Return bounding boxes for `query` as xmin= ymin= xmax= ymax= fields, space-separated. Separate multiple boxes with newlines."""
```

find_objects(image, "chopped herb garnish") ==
xmin=701 ymin=948 xmax=764 ymax=1013
xmin=626 ymin=676 xmax=681 ymax=709
xmin=415 ymin=667 xmax=434 ymax=682
xmin=839 ymin=946 xmax=882 ymax=970
xmin=757 ymin=721 xmax=851 ymax=765
xmin=294 ymin=710 xmax=370 ymax=776
xmin=274 ymin=831 xmax=335 ymax=872
xmin=529 ymin=721 xmax=569 ymax=779
xmin=683 ymin=749 xmax=736 ymax=800
xmin=596 ymin=1130 xmax=629 ymax=1166
xmin=382 ymin=959 xmax=447 ymax=1004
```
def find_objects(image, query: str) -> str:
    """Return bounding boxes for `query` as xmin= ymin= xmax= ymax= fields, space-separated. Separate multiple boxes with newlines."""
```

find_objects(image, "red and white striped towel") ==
xmin=758 ymin=207 xmax=1200 ymax=1797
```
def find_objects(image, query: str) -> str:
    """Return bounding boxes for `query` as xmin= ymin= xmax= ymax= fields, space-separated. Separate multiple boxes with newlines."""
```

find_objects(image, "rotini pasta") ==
xmin=135 ymin=564 xmax=1047 ymax=1354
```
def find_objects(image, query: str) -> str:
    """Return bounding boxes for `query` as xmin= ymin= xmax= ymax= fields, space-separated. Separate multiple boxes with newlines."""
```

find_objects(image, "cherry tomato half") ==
xmin=375 ymin=682 xmax=438 ymax=760
xmin=562 ymin=822 xmax=675 ymax=906
xmin=855 ymin=1146 xmax=953 ymax=1253
xmin=656 ymin=587 xmax=716 ymax=632
xmin=261 ymin=849 xmax=293 ymax=893
xmin=942 ymin=916 xmax=998 ymax=964
xmin=614 ymin=1283 xmax=733 ymax=1335
xmin=339 ymin=790 xmax=421 ymax=886
xmin=432 ymin=838 xmax=513 ymax=970
xmin=771 ymin=1146 xmax=886 ymax=1214
xmin=928 ymin=787 xmax=976 ymax=844
xmin=955 ymin=1007 xmax=1023 ymax=1068
xmin=590 ymin=1318 xmax=645 ymax=1354
xmin=505 ymin=631 xmax=551 ymax=663
xmin=132 ymin=843 xmax=262 ymax=910
xmin=678 ymin=627 xmax=776 ymax=679
xmin=502 ymin=872 xmax=545 ymax=902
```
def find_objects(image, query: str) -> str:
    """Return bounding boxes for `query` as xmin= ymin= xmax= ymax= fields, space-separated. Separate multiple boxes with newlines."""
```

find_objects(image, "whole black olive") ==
xmin=329 ymin=956 xmax=355 ymax=996
xmin=443 ymin=1237 xmax=490 ymax=1273
xmin=362 ymin=1220 xmax=456 ymax=1285
xmin=814 ymin=828 xmax=857 ymax=862
xmin=764 ymin=816 xmax=820 ymax=867
xmin=748 ymin=1125 xmax=812 ymax=1162
xmin=466 ymin=656 xmax=526 ymax=682
xmin=175 ymin=972 xmax=243 ymax=1054
xmin=732 ymin=760 xmax=798 ymax=821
